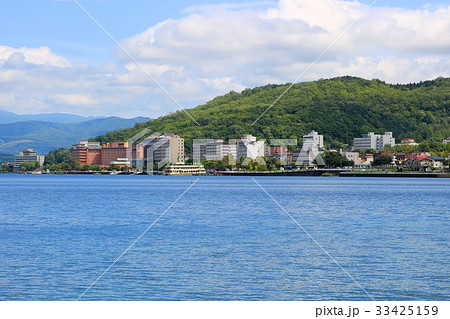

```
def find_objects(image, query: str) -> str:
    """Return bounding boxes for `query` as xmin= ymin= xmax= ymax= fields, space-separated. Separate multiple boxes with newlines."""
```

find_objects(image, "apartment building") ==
xmin=353 ymin=132 xmax=395 ymax=151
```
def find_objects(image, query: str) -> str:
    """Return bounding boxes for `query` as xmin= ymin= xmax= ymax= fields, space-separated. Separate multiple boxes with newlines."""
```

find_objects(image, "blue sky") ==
xmin=0 ymin=0 xmax=444 ymax=63
xmin=0 ymin=0 xmax=449 ymax=117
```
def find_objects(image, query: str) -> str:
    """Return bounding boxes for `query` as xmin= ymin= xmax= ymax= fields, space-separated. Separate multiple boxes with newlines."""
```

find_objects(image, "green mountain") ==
xmin=0 ymin=116 xmax=150 ymax=155
xmin=91 ymin=76 xmax=450 ymax=152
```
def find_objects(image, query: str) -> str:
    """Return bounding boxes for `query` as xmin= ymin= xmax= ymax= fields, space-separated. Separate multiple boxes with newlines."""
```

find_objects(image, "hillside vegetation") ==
xmin=92 ymin=76 xmax=450 ymax=152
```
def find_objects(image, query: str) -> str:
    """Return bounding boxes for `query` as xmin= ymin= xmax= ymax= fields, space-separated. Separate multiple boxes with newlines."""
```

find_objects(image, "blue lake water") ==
xmin=0 ymin=174 xmax=448 ymax=301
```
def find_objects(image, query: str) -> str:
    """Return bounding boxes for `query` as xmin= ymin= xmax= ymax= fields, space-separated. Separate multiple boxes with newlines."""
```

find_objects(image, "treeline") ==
xmin=91 ymin=76 xmax=450 ymax=153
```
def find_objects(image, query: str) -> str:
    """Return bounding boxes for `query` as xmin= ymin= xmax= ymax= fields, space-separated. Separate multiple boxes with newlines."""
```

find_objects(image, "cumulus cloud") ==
xmin=0 ymin=0 xmax=449 ymax=117
xmin=0 ymin=46 xmax=71 ymax=68
xmin=122 ymin=0 xmax=450 ymax=85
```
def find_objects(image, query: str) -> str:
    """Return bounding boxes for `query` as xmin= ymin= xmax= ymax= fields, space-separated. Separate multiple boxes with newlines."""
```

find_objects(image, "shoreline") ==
xmin=4 ymin=170 xmax=449 ymax=178
xmin=218 ymin=170 xmax=450 ymax=178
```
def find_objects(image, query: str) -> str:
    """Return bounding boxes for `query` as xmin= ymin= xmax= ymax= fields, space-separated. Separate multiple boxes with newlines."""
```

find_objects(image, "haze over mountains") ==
xmin=0 ymin=110 xmax=106 ymax=124
xmin=0 ymin=110 xmax=150 ymax=156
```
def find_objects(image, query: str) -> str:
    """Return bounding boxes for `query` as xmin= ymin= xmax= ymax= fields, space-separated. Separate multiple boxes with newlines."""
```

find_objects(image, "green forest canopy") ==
xmin=91 ymin=76 xmax=450 ymax=153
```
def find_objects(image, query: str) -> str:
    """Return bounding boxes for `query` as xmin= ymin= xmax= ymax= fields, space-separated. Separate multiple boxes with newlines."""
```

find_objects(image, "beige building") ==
xmin=143 ymin=133 xmax=185 ymax=165
xmin=341 ymin=151 xmax=360 ymax=163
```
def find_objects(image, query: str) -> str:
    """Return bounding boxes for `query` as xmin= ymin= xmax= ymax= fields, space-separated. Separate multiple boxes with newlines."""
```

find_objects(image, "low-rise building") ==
xmin=341 ymin=151 xmax=360 ymax=163
xmin=14 ymin=148 xmax=45 ymax=171
xmin=401 ymin=138 xmax=419 ymax=146
xmin=430 ymin=156 xmax=445 ymax=169
xmin=405 ymin=155 xmax=434 ymax=171
xmin=354 ymin=154 xmax=374 ymax=168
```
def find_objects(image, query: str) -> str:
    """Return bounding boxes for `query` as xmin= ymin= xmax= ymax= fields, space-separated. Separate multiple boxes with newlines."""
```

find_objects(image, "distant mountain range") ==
xmin=0 ymin=111 xmax=151 ymax=157
xmin=0 ymin=109 xmax=106 ymax=124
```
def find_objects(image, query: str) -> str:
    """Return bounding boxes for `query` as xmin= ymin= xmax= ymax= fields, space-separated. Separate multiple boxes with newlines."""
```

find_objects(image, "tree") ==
xmin=70 ymin=158 xmax=81 ymax=171
xmin=81 ymin=164 xmax=93 ymax=171
xmin=322 ymin=152 xmax=354 ymax=168
xmin=110 ymin=164 xmax=121 ymax=171
xmin=372 ymin=155 xmax=393 ymax=166
xmin=1 ymin=163 xmax=14 ymax=173
xmin=19 ymin=161 xmax=39 ymax=172
xmin=364 ymin=148 xmax=376 ymax=154
xmin=44 ymin=148 xmax=73 ymax=166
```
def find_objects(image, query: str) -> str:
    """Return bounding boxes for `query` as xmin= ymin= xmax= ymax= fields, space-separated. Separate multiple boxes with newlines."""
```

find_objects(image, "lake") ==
xmin=0 ymin=175 xmax=448 ymax=300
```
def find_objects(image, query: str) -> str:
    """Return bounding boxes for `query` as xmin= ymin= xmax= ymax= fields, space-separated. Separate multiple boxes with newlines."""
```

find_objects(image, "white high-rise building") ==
xmin=237 ymin=135 xmax=265 ymax=160
xmin=193 ymin=139 xmax=237 ymax=163
xmin=294 ymin=131 xmax=323 ymax=166
xmin=353 ymin=132 xmax=395 ymax=151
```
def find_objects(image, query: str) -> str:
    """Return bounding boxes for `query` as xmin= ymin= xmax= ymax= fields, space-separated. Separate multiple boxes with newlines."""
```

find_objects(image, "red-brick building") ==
xmin=101 ymin=142 xmax=128 ymax=166
xmin=72 ymin=141 xmax=102 ymax=165
xmin=72 ymin=140 xmax=148 ymax=168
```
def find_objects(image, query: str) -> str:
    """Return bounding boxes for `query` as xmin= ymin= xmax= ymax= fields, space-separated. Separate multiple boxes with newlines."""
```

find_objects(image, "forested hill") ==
xmin=92 ymin=76 xmax=450 ymax=151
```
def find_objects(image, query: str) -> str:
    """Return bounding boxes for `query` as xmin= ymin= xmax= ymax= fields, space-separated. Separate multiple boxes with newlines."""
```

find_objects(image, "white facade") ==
xmin=295 ymin=131 xmax=323 ymax=166
xmin=78 ymin=140 xmax=101 ymax=149
xmin=302 ymin=130 xmax=324 ymax=150
xmin=14 ymin=148 xmax=45 ymax=171
xmin=223 ymin=141 xmax=237 ymax=160
xmin=353 ymin=132 xmax=395 ymax=151
xmin=193 ymin=139 xmax=237 ymax=163
xmin=237 ymin=135 xmax=265 ymax=160
xmin=342 ymin=151 xmax=360 ymax=163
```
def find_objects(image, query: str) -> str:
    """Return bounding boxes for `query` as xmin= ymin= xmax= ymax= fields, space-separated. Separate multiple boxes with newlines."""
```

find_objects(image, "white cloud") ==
xmin=0 ymin=0 xmax=449 ymax=117
xmin=0 ymin=46 xmax=71 ymax=68
xmin=121 ymin=0 xmax=450 ymax=93
xmin=50 ymin=94 xmax=97 ymax=106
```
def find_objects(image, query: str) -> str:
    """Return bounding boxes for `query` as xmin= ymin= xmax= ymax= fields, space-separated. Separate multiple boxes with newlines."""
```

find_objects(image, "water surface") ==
xmin=0 ymin=175 xmax=448 ymax=300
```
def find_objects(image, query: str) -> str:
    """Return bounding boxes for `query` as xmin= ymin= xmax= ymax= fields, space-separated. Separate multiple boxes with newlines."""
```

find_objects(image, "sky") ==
xmin=0 ymin=0 xmax=449 ymax=118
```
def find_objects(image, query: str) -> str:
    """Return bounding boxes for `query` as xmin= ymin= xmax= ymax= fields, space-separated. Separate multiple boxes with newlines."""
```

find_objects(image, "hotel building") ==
xmin=193 ymin=139 xmax=237 ymax=163
xmin=14 ymin=148 xmax=45 ymax=171
xmin=237 ymin=135 xmax=265 ymax=160
xmin=72 ymin=140 xmax=102 ymax=165
xmin=143 ymin=133 xmax=185 ymax=164
xmin=353 ymin=132 xmax=395 ymax=151
xmin=294 ymin=131 xmax=323 ymax=166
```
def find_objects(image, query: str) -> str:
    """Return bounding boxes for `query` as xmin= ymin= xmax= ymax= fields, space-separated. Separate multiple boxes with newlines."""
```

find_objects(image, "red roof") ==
xmin=409 ymin=155 xmax=431 ymax=161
